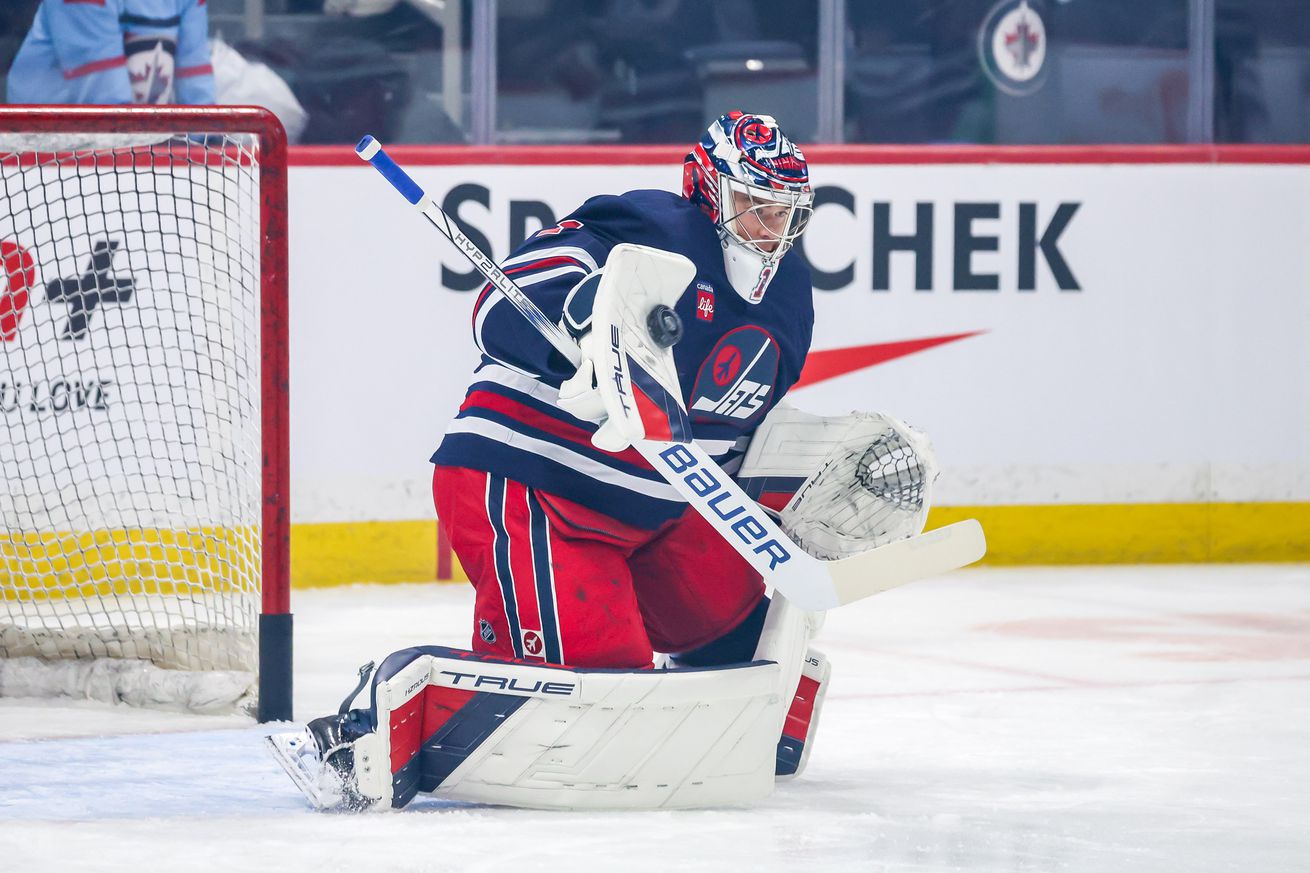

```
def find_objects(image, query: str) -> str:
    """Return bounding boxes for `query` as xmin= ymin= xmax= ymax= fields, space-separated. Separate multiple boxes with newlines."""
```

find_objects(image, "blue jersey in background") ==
xmin=7 ymin=0 xmax=214 ymax=105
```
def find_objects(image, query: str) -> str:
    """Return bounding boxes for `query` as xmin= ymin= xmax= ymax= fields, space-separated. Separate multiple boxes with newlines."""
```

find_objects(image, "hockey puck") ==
xmin=646 ymin=304 xmax=684 ymax=348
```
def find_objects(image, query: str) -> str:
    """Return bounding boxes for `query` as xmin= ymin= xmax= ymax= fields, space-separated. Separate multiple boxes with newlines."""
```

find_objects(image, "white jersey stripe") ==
xmin=471 ymin=363 xmax=740 ymax=457
xmin=501 ymin=245 xmax=599 ymax=272
xmin=473 ymin=267 xmax=589 ymax=365
xmin=446 ymin=417 xmax=681 ymax=501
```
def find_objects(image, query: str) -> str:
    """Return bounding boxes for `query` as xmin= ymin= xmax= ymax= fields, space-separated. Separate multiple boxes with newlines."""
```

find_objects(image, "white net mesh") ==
xmin=0 ymin=132 xmax=263 ymax=702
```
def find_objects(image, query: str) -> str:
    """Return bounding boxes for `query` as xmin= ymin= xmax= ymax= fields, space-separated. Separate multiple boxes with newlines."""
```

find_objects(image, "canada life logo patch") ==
xmin=690 ymin=326 xmax=778 ymax=422
xmin=696 ymin=282 xmax=714 ymax=322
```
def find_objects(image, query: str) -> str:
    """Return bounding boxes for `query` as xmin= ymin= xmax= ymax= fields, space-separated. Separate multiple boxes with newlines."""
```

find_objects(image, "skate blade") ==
xmin=266 ymin=729 xmax=338 ymax=810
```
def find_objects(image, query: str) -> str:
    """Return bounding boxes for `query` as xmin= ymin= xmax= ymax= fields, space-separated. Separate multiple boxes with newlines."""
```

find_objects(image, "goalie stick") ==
xmin=355 ymin=136 xmax=986 ymax=610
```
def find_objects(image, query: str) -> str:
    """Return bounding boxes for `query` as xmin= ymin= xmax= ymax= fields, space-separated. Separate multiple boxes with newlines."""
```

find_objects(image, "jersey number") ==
xmin=535 ymin=219 xmax=584 ymax=237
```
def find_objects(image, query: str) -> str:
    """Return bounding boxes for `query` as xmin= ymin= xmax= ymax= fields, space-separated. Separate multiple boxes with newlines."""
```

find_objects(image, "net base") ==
xmin=0 ymin=655 xmax=254 ymax=714
xmin=0 ymin=105 xmax=290 ymax=721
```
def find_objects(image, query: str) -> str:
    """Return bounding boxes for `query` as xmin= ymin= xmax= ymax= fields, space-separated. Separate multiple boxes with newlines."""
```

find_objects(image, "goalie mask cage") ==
xmin=0 ymin=106 xmax=291 ymax=722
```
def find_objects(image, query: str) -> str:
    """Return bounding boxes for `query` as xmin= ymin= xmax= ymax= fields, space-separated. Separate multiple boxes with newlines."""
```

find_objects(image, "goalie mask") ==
xmin=683 ymin=112 xmax=813 ymax=303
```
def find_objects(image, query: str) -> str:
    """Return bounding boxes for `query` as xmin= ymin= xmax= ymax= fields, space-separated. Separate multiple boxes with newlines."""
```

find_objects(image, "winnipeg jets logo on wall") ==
xmin=690 ymin=326 xmax=778 ymax=422
xmin=979 ymin=0 xmax=1048 ymax=96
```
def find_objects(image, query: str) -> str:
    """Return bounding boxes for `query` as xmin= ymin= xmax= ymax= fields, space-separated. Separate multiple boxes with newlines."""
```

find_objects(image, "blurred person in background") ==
xmin=7 ymin=0 xmax=214 ymax=104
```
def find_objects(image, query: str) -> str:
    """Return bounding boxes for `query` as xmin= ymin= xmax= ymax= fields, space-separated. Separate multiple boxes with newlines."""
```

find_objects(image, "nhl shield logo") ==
xmin=479 ymin=618 xmax=496 ymax=644
xmin=978 ymin=0 xmax=1048 ymax=96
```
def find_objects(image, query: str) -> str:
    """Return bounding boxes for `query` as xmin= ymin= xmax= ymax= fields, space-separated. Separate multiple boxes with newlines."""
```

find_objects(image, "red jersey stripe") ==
xmin=462 ymin=389 xmax=650 ymax=469
xmin=470 ymin=255 xmax=590 ymax=330
xmin=63 ymin=55 xmax=126 ymax=80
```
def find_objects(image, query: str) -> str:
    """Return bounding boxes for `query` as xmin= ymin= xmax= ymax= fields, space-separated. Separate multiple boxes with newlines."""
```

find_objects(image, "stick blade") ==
xmin=828 ymin=519 xmax=987 ymax=606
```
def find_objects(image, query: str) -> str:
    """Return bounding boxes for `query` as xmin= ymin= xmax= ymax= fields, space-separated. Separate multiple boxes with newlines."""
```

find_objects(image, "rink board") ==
xmin=281 ymin=145 xmax=1310 ymax=581
xmin=6 ymin=145 xmax=1308 ymax=585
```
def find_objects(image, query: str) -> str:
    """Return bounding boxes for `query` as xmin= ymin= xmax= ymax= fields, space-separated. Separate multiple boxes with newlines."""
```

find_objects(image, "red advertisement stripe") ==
xmin=794 ymin=332 xmax=983 ymax=389
xmin=289 ymin=143 xmax=1310 ymax=167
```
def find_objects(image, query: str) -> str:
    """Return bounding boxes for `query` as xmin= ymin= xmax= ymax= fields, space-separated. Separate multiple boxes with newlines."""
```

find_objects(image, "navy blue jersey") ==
xmin=433 ymin=189 xmax=814 ymax=529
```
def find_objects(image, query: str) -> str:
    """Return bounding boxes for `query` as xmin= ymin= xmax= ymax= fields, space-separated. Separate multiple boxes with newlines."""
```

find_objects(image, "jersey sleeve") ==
xmin=471 ymin=200 xmax=645 ymax=384
xmin=42 ymin=0 xmax=134 ymax=104
xmin=773 ymin=309 xmax=814 ymax=405
xmin=173 ymin=0 xmax=214 ymax=104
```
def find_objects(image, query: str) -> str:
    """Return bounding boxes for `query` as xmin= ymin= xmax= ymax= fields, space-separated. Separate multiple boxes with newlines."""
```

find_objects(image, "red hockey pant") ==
xmin=433 ymin=465 xmax=766 ymax=669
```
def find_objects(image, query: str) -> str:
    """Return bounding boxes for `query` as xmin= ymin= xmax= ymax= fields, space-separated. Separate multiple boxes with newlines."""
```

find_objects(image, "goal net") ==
xmin=0 ymin=107 xmax=290 ymax=719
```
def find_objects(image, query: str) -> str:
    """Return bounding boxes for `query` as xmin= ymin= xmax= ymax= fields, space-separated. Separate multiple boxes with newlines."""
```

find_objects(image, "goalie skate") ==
xmin=266 ymin=722 xmax=379 ymax=812
xmin=265 ymin=723 xmax=332 ymax=807
xmin=266 ymin=729 xmax=341 ymax=810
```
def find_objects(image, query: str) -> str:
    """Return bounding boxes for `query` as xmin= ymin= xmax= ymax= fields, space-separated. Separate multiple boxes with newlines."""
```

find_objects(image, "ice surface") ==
xmin=3 ymin=565 xmax=1308 ymax=872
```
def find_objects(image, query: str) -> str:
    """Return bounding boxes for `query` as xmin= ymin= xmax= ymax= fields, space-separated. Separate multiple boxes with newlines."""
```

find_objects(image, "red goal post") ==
xmin=0 ymin=106 xmax=290 ymax=722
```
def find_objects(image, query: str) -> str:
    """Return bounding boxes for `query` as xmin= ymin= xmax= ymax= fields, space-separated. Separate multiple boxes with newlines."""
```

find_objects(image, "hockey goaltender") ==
xmin=268 ymin=112 xmax=985 ymax=811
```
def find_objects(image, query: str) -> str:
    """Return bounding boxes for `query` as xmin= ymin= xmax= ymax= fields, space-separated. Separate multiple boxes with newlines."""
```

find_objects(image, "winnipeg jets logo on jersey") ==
xmin=125 ymin=36 xmax=177 ymax=105
xmin=690 ymin=326 xmax=778 ymax=422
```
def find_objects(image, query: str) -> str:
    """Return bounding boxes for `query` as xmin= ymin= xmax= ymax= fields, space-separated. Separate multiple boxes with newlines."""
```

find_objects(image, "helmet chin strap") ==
xmin=721 ymin=237 xmax=780 ymax=304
